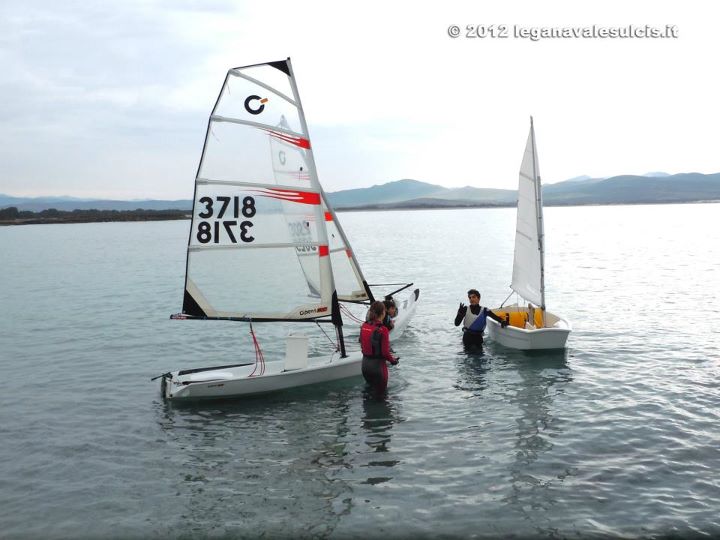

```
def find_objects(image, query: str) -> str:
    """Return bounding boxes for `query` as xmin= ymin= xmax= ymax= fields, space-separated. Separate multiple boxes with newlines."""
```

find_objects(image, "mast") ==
xmin=530 ymin=117 xmax=547 ymax=326
xmin=286 ymin=58 xmax=347 ymax=357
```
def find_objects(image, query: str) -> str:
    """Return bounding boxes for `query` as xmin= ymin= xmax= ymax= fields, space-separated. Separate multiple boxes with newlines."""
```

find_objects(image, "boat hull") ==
xmin=487 ymin=306 xmax=571 ymax=350
xmin=387 ymin=288 xmax=419 ymax=339
xmin=161 ymin=288 xmax=420 ymax=401
xmin=163 ymin=351 xmax=364 ymax=401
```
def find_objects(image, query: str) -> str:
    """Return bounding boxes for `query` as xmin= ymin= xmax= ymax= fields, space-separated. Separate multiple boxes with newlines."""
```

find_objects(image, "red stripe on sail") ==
xmin=262 ymin=128 xmax=311 ymax=149
xmin=319 ymin=245 xmax=329 ymax=257
xmin=346 ymin=249 xmax=352 ymax=258
xmin=253 ymin=188 xmax=320 ymax=205
xmin=324 ymin=212 xmax=333 ymax=221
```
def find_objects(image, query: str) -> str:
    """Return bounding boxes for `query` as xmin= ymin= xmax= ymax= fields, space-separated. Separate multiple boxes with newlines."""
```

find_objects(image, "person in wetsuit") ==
xmin=382 ymin=298 xmax=397 ymax=331
xmin=360 ymin=300 xmax=399 ymax=392
xmin=454 ymin=289 xmax=506 ymax=349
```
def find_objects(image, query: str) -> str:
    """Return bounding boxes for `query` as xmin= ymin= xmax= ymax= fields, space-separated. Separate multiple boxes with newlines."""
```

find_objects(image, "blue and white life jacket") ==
xmin=464 ymin=306 xmax=488 ymax=333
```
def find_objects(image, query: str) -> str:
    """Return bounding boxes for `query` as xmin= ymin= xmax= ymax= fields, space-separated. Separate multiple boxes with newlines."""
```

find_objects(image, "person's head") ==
xmin=467 ymin=289 xmax=481 ymax=305
xmin=384 ymin=299 xmax=397 ymax=318
xmin=367 ymin=300 xmax=386 ymax=323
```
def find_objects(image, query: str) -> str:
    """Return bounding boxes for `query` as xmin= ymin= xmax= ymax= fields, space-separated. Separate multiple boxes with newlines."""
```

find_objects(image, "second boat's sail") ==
xmin=511 ymin=118 xmax=544 ymax=309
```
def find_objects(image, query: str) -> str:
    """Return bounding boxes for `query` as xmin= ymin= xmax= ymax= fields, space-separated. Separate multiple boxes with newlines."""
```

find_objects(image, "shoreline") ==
xmin=1 ymin=199 xmax=718 ymax=226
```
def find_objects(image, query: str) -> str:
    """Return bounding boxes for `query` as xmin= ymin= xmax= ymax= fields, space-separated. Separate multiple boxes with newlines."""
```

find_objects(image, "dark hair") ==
xmin=367 ymin=300 xmax=386 ymax=322
xmin=383 ymin=299 xmax=396 ymax=310
xmin=467 ymin=289 xmax=480 ymax=298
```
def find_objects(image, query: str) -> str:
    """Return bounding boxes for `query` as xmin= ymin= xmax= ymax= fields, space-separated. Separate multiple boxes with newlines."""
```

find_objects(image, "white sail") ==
xmin=510 ymin=118 xmax=545 ymax=308
xmin=322 ymin=195 xmax=370 ymax=302
xmin=182 ymin=60 xmax=336 ymax=321
xmin=268 ymin=117 xmax=369 ymax=302
xmin=268 ymin=115 xmax=322 ymax=298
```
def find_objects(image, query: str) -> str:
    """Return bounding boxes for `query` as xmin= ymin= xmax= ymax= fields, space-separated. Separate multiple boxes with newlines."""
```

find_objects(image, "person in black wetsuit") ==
xmin=382 ymin=298 xmax=397 ymax=331
xmin=360 ymin=301 xmax=399 ymax=392
xmin=454 ymin=289 xmax=506 ymax=350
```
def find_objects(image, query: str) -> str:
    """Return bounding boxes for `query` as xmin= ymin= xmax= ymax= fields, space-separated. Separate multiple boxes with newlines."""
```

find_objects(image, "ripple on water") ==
xmin=3 ymin=207 xmax=720 ymax=537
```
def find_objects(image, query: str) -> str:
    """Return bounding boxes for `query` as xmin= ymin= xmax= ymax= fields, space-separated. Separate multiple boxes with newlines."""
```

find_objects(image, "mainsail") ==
xmin=510 ymin=117 xmax=545 ymax=309
xmin=181 ymin=59 xmax=337 ymax=321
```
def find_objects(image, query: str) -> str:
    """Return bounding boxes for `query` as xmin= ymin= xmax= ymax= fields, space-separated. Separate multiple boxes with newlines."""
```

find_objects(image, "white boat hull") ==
xmin=486 ymin=306 xmax=571 ymax=350
xmin=163 ymin=351 xmax=364 ymax=401
xmin=387 ymin=288 xmax=419 ymax=339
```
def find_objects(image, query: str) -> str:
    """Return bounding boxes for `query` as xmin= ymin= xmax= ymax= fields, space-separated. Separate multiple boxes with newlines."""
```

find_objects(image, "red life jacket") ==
xmin=360 ymin=322 xmax=387 ymax=359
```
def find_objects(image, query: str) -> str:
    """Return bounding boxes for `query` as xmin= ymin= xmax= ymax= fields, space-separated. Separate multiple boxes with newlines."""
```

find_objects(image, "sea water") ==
xmin=1 ymin=203 xmax=719 ymax=538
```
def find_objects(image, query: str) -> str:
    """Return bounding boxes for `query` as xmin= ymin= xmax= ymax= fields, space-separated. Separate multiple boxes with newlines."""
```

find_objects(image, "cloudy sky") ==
xmin=1 ymin=0 xmax=717 ymax=199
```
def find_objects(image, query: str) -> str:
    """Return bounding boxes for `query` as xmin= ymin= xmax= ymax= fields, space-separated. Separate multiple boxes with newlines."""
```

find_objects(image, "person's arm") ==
xmin=380 ymin=327 xmax=398 ymax=364
xmin=454 ymin=303 xmax=467 ymax=326
xmin=486 ymin=308 xmax=508 ymax=327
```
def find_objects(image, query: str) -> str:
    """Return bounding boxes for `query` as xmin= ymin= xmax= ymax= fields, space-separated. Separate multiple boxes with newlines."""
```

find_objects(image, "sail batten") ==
xmin=189 ymin=241 xmax=324 ymax=252
xmin=228 ymin=70 xmax=297 ymax=106
xmin=197 ymin=178 xmax=321 ymax=192
xmin=210 ymin=115 xmax=305 ymax=139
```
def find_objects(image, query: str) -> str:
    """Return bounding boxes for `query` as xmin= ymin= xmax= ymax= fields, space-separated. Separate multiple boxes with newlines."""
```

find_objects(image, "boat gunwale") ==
xmin=172 ymin=350 xmax=363 ymax=385
xmin=486 ymin=315 xmax=572 ymax=334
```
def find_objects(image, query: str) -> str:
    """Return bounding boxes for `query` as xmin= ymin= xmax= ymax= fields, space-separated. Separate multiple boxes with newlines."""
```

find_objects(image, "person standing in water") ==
xmin=382 ymin=298 xmax=397 ymax=331
xmin=454 ymin=289 xmax=506 ymax=349
xmin=360 ymin=300 xmax=399 ymax=392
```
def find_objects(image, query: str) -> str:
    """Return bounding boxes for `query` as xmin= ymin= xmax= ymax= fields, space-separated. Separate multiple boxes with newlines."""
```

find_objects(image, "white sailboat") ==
xmin=487 ymin=118 xmax=571 ymax=350
xmin=159 ymin=59 xmax=419 ymax=400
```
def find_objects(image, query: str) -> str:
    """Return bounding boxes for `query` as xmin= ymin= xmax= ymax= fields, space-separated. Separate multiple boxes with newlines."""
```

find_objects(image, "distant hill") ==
xmin=327 ymin=172 xmax=720 ymax=209
xmin=543 ymin=172 xmax=720 ymax=204
xmin=326 ymin=180 xmax=517 ymax=208
xmin=326 ymin=179 xmax=449 ymax=207
xmin=3 ymin=171 xmax=720 ymax=214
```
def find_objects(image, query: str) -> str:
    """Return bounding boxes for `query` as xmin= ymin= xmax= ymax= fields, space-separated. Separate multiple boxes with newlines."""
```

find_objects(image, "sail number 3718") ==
xmin=196 ymin=196 xmax=256 ymax=244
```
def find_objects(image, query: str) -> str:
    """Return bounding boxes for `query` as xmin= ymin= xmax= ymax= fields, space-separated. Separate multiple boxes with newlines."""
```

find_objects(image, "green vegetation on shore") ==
xmin=0 ymin=207 xmax=189 ymax=226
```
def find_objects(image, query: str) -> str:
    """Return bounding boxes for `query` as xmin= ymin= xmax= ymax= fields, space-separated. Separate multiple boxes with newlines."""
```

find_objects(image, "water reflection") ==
xmin=152 ymin=386 xmax=360 ymax=537
xmin=454 ymin=346 xmax=489 ymax=396
xmin=359 ymin=390 xmax=401 ymax=485
xmin=498 ymin=348 xmax=574 ymax=522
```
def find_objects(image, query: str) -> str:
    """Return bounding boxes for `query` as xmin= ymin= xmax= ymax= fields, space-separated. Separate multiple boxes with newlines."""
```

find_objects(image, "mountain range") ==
xmin=2 ymin=172 xmax=720 ymax=212
xmin=324 ymin=172 xmax=720 ymax=209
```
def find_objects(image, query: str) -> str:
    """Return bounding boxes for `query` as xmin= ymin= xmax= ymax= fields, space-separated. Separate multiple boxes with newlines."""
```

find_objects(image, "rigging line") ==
xmin=500 ymin=289 xmax=514 ymax=308
xmin=339 ymin=304 xmax=364 ymax=324
xmin=315 ymin=321 xmax=339 ymax=352
xmin=248 ymin=321 xmax=265 ymax=377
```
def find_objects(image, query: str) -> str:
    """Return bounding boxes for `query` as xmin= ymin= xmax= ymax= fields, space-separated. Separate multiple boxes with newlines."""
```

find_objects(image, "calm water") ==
xmin=1 ymin=204 xmax=720 ymax=539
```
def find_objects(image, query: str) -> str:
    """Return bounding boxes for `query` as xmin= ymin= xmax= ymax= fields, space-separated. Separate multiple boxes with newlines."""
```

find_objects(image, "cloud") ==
xmin=0 ymin=0 xmax=719 ymax=198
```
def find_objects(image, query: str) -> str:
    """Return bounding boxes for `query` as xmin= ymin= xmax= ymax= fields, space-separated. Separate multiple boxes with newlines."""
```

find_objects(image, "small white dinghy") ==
xmin=159 ymin=58 xmax=419 ymax=400
xmin=487 ymin=118 xmax=571 ymax=350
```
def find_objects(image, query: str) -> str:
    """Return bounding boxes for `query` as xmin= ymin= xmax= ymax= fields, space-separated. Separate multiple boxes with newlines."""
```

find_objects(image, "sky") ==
xmin=1 ymin=0 xmax=718 ymax=199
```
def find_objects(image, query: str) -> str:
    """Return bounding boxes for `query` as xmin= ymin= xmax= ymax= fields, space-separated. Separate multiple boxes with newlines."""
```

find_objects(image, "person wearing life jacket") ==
xmin=454 ymin=289 xmax=506 ymax=349
xmin=360 ymin=300 xmax=399 ymax=392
